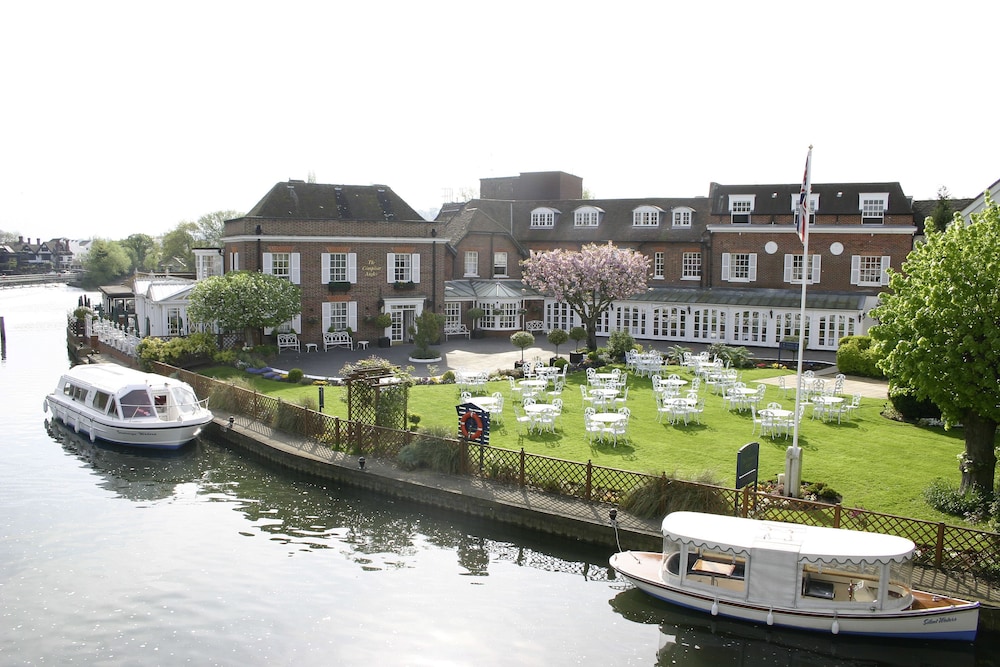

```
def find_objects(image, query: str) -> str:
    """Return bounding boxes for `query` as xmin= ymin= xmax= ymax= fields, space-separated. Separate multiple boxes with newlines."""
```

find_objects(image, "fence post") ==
xmin=935 ymin=523 xmax=946 ymax=568
xmin=459 ymin=438 xmax=469 ymax=475
xmin=833 ymin=503 xmax=841 ymax=528
xmin=585 ymin=460 xmax=592 ymax=501
xmin=334 ymin=417 xmax=341 ymax=449
xmin=519 ymin=448 xmax=526 ymax=487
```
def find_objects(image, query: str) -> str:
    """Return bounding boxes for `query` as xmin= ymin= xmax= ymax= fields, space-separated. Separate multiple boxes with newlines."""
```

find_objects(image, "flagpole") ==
xmin=786 ymin=146 xmax=812 ymax=498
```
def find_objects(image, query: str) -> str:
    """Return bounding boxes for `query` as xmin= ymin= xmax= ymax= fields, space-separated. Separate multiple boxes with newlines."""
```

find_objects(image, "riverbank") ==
xmin=207 ymin=409 xmax=1000 ymax=634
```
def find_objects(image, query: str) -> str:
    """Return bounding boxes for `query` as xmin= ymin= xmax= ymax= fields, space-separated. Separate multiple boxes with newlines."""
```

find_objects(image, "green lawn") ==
xmin=202 ymin=364 xmax=981 ymax=526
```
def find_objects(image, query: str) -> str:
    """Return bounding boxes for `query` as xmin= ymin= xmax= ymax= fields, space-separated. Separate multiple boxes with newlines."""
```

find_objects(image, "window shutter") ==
xmin=321 ymin=253 xmax=331 ymax=284
xmin=386 ymin=253 xmax=395 ymax=283
xmin=721 ymin=253 xmax=731 ymax=281
xmin=230 ymin=252 xmax=239 ymax=272
xmin=810 ymin=254 xmax=821 ymax=283
xmin=411 ymin=253 xmax=420 ymax=283
xmin=783 ymin=254 xmax=794 ymax=282
xmin=263 ymin=253 xmax=273 ymax=274
xmin=322 ymin=302 xmax=331 ymax=327
xmin=348 ymin=302 xmax=358 ymax=330
xmin=880 ymin=256 xmax=890 ymax=285
xmin=748 ymin=254 xmax=758 ymax=281
xmin=850 ymin=255 xmax=861 ymax=285
xmin=348 ymin=253 xmax=357 ymax=283
xmin=290 ymin=253 xmax=300 ymax=284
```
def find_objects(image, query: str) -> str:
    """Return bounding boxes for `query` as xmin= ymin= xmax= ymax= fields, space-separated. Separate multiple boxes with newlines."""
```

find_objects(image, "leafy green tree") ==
xmin=121 ymin=233 xmax=158 ymax=271
xmin=870 ymin=194 xmax=1000 ymax=495
xmin=924 ymin=186 xmax=955 ymax=235
xmin=186 ymin=271 xmax=301 ymax=345
xmin=0 ymin=229 xmax=20 ymax=244
xmin=521 ymin=242 xmax=650 ymax=351
xmin=160 ymin=222 xmax=197 ymax=271
xmin=81 ymin=238 xmax=131 ymax=287
xmin=194 ymin=210 xmax=241 ymax=247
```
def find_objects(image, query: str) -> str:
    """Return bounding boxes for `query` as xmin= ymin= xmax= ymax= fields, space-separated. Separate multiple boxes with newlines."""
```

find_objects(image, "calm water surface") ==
xmin=0 ymin=285 xmax=993 ymax=665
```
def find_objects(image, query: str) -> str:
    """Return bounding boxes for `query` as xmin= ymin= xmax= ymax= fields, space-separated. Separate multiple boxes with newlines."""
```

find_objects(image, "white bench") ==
xmin=323 ymin=330 xmax=354 ymax=351
xmin=444 ymin=323 xmax=471 ymax=339
xmin=277 ymin=333 xmax=300 ymax=353
xmin=525 ymin=320 xmax=545 ymax=333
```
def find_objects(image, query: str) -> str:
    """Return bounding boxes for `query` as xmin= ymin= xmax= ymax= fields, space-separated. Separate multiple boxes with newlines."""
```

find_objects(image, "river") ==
xmin=0 ymin=284 xmax=992 ymax=665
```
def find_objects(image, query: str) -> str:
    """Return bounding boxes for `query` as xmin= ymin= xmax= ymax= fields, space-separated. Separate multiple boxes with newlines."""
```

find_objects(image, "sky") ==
xmin=2 ymin=1 xmax=997 ymax=242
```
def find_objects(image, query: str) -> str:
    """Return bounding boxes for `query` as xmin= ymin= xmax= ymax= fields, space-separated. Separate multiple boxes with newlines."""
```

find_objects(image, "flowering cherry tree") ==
xmin=521 ymin=242 xmax=650 ymax=351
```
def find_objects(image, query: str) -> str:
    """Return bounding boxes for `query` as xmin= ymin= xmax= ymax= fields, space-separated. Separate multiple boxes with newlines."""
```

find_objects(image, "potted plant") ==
xmin=409 ymin=310 xmax=445 ymax=361
xmin=547 ymin=328 xmax=568 ymax=365
xmin=568 ymin=326 xmax=587 ymax=363
xmin=510 ymin=330 xmax=535 ymax=365
xmin=372 ymin=312 xmax=393 ymax=348
xmin=466 ymin=307 xmax=486 ymax=338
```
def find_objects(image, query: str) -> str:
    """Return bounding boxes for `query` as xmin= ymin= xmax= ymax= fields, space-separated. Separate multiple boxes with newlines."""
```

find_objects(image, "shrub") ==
xmin=836 ymin=335 xmax=885 ymax=378
xmin=706 ymin=343 xmax=754 ymax=369
xmin=620 ymin=471 xmax=730 ymax=520
xmin=924 ymin=478 xmax=993 ymax=524
xmin=547 ymin=328 xmax=569 ymax=356
xmin=440 ymin=370 xmax=455 ymax=384
xmin=397 ymin=426 xmax=460 ymax=473
xmin=208 ymin=376 xmax=257 ymax=412
xmin=286 ymin=368 xmax=304 ymax=383
xmin=605 ymin=330 xmax=636 ymax=360
xmin=551 ymin=357 xmax=568 ymax=370
xmin=888 ymin=382 xmax=941 ymax=421
xmin=569 ymin=326 xmax=588 ymax=351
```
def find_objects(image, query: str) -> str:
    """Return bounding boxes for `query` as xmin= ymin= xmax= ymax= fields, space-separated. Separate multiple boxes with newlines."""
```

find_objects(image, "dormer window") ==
xmin=789 ymin=193 xmax=819 ymax=227
xmin=860 ymin=193 xmax=888 ymax=225
xmin=632 ymin=205 xmax=663 ymax=227
xmin=530 ymin=207 xmax=559 ymax=228
xmin=729 ymin=195 xmax=755 ymax=224
xmin=672 ymin=207 xmax=693 ymax=227
xmin=573 ymin=205 xmax=603 ymax=227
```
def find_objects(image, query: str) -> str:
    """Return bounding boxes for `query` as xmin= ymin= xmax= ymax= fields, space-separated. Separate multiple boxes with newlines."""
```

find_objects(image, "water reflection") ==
xmin=610 ymin=588 xmax=976 ymax=667
xmin=45 ymin=417 xmax=615 ymax=580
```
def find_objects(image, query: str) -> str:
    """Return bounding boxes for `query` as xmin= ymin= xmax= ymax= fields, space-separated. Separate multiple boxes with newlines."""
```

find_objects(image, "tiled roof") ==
xmin=708 ymin=182 xmax=913 ymax=216
xmin=246 ymin=182 xmax=426 ymax=222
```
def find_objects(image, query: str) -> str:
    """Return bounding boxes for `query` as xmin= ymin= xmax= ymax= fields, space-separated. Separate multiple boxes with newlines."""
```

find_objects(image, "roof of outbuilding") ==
xmin=245 ymin=182 xmax=426 ymax=222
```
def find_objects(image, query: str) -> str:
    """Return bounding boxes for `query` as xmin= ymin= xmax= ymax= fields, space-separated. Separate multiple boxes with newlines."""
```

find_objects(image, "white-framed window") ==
xmin=228 ymin=251 xmax=239 ymax=272
xmin=783 ymin=253 xmax=822 ymax=284
xmin=445 ymin=301 xmax=462 ymax=328
xmin=729 ymin=195 xmax=755 ymax=224
xmin=387 ymin=252 xmax=420 ymax=283
xmin=573 ymin=206 xmax=602 ymax=227
xmin=262 ymin=252 xmax=301 ymax=284
xmin=493 ymin=252 xmax=508 ymax=277
xmin=851 ymin=255 xmax=890 ymax=286
xmin=167 ymin=307 xmax=184 ymax=336
xmin=195 ymin=252 xmax=223 ymax=281
xmin=322 ymin=301 xmax=357 ymax=332
xmin=653 ymin=252 xmax=665 ymax=279
xmin=860 ymin=193 xmax=888 ymax=225
xmin=721 ymin=252 xmax=757 ymax=282
xmin=790 ymin=193 xmax=819 ymax=227
xmin=530 ymin=207 xmax=558 ymax=228
xmin=672 ymin=207 xmax=693 ymax=227
xmin=464 ymin=251 xmax=478 ymax=277
xmin=632 ymin=205 xmax=662 ymax=227
xmin=682 ymin=252 xmax=701 ymax=280
xmin=321 ymin=252 xmax=357 ymax=283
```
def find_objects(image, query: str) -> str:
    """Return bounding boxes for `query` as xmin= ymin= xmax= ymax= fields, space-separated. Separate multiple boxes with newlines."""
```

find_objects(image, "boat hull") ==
xmin=45 ymin=396 xmax=210 ymax=450
xmin=610 ymin=551 xmax=979 ymax=641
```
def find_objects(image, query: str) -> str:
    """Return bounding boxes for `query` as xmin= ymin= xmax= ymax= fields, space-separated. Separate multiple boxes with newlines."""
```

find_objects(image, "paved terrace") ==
xmin=266 ymin=336 xmax=888 ymax=399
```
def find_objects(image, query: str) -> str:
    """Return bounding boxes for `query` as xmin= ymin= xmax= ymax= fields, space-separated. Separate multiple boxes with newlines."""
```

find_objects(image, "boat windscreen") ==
xmin=120 ymin=388 xmax=153 ymax=418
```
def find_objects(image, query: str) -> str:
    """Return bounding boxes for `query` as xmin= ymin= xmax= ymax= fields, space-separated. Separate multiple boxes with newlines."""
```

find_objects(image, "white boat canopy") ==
xmin=662 ymin=512 xmax=914 ymax=566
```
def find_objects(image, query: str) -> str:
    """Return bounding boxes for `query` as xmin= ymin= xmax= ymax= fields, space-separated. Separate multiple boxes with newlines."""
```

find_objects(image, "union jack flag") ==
xmin=797 ymin=147 xmax=813 ymax=244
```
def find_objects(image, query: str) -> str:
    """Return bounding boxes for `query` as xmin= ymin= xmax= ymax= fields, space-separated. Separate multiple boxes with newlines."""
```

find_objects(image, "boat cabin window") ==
xmin=63 ymin=382 xmax=88 ymax=402
xmin=93 ymin=391 xmax=111 ymax=412
xmin=120 ymin=389 xmax=154 ymax=418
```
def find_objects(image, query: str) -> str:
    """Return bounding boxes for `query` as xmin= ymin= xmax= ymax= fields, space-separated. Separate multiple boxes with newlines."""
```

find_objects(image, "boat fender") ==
xmin=89 ymin=428 xmax=96 ymax=443
xmin=74 ymin=420 xmax=79 ymax=434
xmin=43 ymin=399 xmax=48 ymax=413
xmin=831 ymin=614 xmax=840 ymax=635
xmin=711 ymin=598 xmax=719 ymax=616
xmin=766 ymin=608 xmax=774 ymax=626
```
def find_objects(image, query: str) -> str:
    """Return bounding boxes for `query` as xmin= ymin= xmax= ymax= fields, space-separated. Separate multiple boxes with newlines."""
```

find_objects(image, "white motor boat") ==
xmin=44 ymin=363 xmax=212 ymax=450
xmin=609 ymin=511 xmax=979 ymax=641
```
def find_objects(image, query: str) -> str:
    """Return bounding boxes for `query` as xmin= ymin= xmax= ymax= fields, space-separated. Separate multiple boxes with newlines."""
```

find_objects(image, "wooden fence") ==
xmin=159 ymin=363 xmax=1000 ymax=582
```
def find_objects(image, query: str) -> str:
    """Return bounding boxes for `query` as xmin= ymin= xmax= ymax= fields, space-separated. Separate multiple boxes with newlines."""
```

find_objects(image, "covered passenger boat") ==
xmin=44 ymin=363 xmax=212 ymax=450
xmin=609 ymin=511 xmax=979 ymax=641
